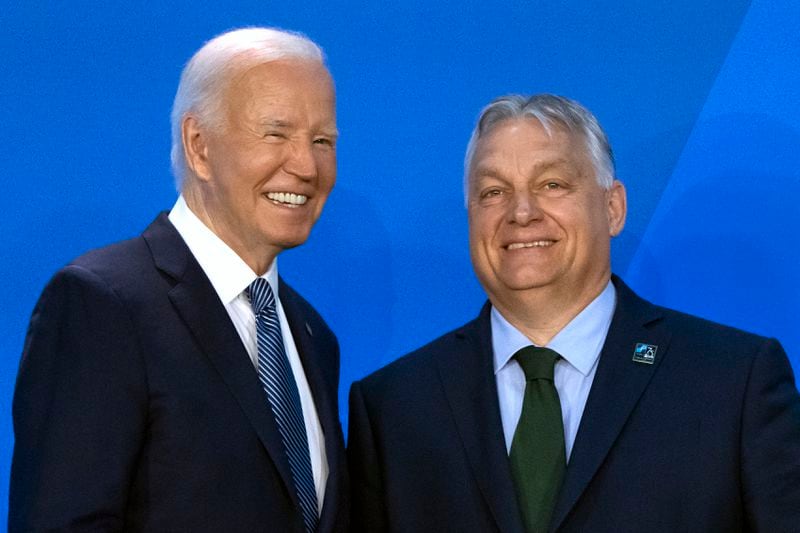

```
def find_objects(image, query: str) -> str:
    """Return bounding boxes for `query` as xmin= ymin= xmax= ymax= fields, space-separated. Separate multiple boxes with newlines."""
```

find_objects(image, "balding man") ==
xmin=11 ymin=27 xmax=347 ymax=532
xmin=348 ymin=94 xmax=800 ymax=532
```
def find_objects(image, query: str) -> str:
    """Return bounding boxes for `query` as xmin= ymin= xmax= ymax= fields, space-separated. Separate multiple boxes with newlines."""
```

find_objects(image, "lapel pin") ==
xmin=632 ymin=343 xmax=657 ymax=364
xmin=305 ymin=322 xmax=313 ymax=337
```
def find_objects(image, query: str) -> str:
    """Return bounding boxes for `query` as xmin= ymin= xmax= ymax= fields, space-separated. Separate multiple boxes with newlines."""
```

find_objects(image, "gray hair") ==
xmin=170 ymin=27 xmax=326 ymax=189
xmin=463 ymin=94 xmax=615 ymax=201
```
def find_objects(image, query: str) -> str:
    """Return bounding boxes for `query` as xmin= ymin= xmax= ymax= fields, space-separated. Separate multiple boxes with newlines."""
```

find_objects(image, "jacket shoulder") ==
xmin=656 ymin=304 xmax=776 ymax=354
xmin=71 ymin=236 xmax=151 ymax=275
xmin=613 ymin=275 xmax=777 ymax=360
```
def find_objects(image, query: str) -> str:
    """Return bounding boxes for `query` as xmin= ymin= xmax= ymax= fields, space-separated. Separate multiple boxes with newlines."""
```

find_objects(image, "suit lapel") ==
xmin=279 ymin=280 xmax=345 ymax=531
xmin=436 ymin=303 xmax=525 ymax=533
xmin=142 ymin=214 xmax=302 ymax=513
xmin=550 ymin=277 xmax=672 ymax=532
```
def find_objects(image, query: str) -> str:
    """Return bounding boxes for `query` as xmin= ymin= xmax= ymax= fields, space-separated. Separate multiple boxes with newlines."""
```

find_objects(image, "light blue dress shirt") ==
xmin=492 ymin=281 xmax=617 ymax=461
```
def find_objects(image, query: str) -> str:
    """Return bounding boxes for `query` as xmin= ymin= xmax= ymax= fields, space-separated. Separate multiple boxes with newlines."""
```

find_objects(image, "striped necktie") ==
xmin=247 ymin=278 xmax=319 ymax=532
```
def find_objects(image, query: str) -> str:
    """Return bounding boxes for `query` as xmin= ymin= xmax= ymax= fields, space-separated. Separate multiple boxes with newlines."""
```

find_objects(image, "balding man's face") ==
xmin=467 ymin=118 xmax=626 ymax=312
xmin=185 ymin=59 xmax=337 ymax=273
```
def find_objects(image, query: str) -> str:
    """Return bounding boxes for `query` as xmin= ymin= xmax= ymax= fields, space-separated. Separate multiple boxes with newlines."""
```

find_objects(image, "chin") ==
xmin=496 ymin=269 xmax=557 ymax=290
xmin=503 ymin=280 xmax=553 ymax=292
xmin=270 ymin=232 xmax=313 ymax=250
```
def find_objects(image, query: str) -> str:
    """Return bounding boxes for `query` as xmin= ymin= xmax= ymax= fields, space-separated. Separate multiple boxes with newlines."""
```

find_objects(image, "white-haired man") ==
xmin=348 ymin=94 xmax=800 ymax=532
xmin=11 ymin=27 xmax=348 ymax=532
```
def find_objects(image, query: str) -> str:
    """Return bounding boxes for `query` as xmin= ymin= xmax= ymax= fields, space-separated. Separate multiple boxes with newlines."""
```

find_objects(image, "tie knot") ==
xmin=514 ymin=346 xmax=560 ymax=381
xmin=246 ymin=278 xmax=276 ymax=316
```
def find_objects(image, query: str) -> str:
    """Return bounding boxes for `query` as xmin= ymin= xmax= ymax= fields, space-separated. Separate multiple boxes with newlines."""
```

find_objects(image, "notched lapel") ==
xmin=280 ymin=280 xmax=345 ymax=531
xmin=279 ymin=281 xmax=338 ymax=439
xmin=436 ymin=303 xmax=526 ymax=533
xmin=550 ymin=278 xmax=672 ymax=532
xmin=143 ymin=215 xmax=303 ymax=513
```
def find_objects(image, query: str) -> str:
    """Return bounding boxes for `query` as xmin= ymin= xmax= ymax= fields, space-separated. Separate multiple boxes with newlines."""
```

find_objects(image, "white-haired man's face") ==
xmin=183 ymin=58 xmax=337 ymax=274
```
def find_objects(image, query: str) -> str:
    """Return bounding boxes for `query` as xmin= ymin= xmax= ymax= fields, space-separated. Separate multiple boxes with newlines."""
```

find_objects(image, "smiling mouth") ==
xmin=265 ymin=192 xmax=308 ymax=208
xmin=506 ymin=240 xmax=555 ymax=250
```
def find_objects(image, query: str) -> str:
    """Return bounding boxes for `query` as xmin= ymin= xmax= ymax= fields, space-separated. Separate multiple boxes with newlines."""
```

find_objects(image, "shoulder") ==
xmin=657 ymin=306 xmax=792 ymax=395
xmin=37 ymin=236 xmax=146 ymax=299
xmin=34 ymin=215 xmax=178 ymax=320
xmin=658 ymin=305 xmax=772 ymax=350
xmin=611 ymin=279 xmax=793 ymax=411
xmin=613 ymin=275 xmax=776 ymax=363
xmin=24 ymin=237 xmax=158 ymax=355
xmin=39 ymin=237 xmax=159 ymax=313
xmin=653 ymin=308 xmax=785 ymax=386
xmin=71 ymin=236 xmax=152 ymax=281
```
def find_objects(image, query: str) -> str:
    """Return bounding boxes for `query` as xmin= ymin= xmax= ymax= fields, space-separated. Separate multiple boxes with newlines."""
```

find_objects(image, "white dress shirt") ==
xmin=493 ymin=281 xmax=616 ymax=460
xmin=168 ymin=196 xmax=328 ymax=514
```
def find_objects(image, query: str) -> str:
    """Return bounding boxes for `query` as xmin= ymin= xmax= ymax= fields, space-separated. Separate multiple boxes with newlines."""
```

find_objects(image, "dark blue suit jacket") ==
xmin=348 ymin=277 xmax=800 ymax=532
xmin=10 ymin=214 xmax=348 ymax=532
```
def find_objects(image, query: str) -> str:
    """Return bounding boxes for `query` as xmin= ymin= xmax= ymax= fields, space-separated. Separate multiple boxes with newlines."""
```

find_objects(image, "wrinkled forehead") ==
xmin=218 ymin=59 xmax=336 ymax=123
xmin=226 ymin=57 xmax=333 ymax=93
xmin=471 ymin=117 xmax=586 ymax=170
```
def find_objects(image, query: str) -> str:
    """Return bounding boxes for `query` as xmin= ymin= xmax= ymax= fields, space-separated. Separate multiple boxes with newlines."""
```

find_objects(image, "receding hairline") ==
xmin=467 ymin=116 xmax=596 ymax=183
xmin=216 ymin=55 xmax=333 ymax=106
xmin=196 ymin=57 xmax=336 ymax=137
xmin=210 ymin=54 xmax=331 ymax=103
xmin=229 ymin=53 xmax=329 ymax=80
xmin=471 ymin=158 xmax=574 ymax=182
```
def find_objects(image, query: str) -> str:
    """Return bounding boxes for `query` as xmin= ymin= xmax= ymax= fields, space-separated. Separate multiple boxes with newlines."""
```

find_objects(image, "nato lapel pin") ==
xmin=632 ymin=343 xmax=657 ymax=364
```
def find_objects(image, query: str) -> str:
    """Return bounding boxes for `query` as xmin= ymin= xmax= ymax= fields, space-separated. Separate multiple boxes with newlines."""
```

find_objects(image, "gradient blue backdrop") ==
xmin=3 ymin=0 xmax=798 ymax=524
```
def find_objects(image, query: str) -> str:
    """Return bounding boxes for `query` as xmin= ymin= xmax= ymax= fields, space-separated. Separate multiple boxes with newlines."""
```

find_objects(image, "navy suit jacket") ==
xmin=348 ymin=277 xmax=800 ymax=532
xmin=10 ymin=214 xmax=348 ymax=532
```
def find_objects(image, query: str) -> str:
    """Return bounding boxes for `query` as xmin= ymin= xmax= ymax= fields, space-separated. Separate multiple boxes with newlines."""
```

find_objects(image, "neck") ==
xmin=491 ymin=273 xmax=611 ymax=346
xmin=181 ymin=187 xmax=278 ymax=276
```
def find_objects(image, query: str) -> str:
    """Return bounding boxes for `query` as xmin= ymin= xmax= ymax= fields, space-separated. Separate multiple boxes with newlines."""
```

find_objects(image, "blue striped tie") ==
xmin=247 ymin=278 xmax=319 ymax=532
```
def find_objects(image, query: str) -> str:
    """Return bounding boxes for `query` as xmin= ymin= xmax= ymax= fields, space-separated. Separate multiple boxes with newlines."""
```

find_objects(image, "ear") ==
xmin=606 ymin=180 xmax=627 ymax=237
xmin=181 ymin=115 xmax=213 ymax=182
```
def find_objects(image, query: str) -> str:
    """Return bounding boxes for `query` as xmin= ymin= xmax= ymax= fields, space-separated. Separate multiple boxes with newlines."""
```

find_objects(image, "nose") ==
xmin=510 ymin=191 xmax=542 ymax=225
xmin=282 ymin=139 xmax=317 ymax=180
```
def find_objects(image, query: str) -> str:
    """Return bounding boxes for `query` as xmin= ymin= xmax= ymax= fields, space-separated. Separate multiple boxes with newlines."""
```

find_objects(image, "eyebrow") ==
xmin=473 ymin=158 xmax=570 ymax=180
xmin=259 ymin=119 xmax=339 ymax=137
xmin=260 ymin=119 xmax=292 ymax=129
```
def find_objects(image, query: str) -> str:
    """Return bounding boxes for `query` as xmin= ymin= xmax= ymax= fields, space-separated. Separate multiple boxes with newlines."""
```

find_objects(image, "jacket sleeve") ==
xmin=347 ymin=379 xmax=389 ymax=533
xmin=9 ymin=264 xmax=148 ymax=531
xmin=740 ymin=337 xmax=800 ymax=530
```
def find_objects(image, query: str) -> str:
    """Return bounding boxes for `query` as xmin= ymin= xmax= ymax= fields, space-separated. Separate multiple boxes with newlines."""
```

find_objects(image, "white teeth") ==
xmin=507 ymin=240 xmax=554 ymax=250
xmin=266 ymin=192 xmax=308 ymax=206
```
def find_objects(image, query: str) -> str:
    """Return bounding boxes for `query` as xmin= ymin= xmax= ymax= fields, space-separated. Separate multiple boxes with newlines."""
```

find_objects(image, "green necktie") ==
xmin=509 ymin=346 xmax=566 ymax=533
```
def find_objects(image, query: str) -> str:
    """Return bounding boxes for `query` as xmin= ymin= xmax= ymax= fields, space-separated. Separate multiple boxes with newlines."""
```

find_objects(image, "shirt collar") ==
xmin=168 ymin=195 xmax=279 ymax=303
xmin=491 ymin=281 xmax=617 ymax=376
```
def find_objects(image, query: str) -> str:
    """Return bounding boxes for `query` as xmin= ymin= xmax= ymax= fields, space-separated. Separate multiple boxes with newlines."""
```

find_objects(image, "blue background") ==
xmin=3 ymin=0 xmax=798 ymax=524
